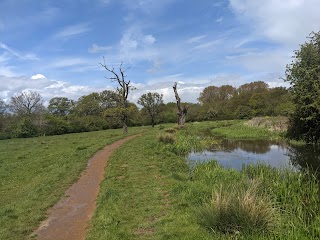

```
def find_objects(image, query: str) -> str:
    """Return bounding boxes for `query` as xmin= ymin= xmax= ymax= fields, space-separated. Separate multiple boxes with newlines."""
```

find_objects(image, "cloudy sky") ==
xmin=1 ymin=0 xmax=319 ymax=104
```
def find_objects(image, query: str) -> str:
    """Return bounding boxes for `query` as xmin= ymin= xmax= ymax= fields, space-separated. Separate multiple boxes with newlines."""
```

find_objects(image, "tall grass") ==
xmin=184 ymin=161 xmax=320 ymax=239
xmin=197 ymin=182 xmax=278 ymax=235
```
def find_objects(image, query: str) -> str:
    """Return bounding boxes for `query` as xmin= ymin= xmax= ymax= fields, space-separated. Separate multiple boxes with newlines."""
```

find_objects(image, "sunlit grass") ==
xmin=197 ymin=182 xmax=278 ymax=235
xmin=0 ymin=127 xmax=146 ymax=240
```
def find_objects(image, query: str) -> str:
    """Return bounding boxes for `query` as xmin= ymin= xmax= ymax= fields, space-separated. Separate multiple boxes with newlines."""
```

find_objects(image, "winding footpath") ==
xmin=32 ymin=134 xmax=140 ymax=240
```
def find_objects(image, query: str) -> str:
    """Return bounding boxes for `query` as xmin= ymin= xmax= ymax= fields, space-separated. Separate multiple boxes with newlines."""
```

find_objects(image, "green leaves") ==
xmin=285 ymin=31 xmax=320 ymax=143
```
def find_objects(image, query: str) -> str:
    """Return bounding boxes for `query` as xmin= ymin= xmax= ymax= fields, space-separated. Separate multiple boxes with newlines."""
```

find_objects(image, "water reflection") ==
xmin=287 ymin=144 xmax=320 ymax=173
xmin=188 ymin=139 xmax=320 ymax=176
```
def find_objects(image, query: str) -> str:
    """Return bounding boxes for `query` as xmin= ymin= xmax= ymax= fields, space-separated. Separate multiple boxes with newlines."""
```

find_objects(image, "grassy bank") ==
xmin=0 ymin=127 xmax=146 ymax=240
xmin=88 ymin=120 xmax=320 ymax=239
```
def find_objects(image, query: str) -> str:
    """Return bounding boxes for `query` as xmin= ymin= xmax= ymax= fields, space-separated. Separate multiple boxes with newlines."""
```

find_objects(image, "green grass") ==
xmin=2 ymin=119 xmax=319 ymax=239
xmin=86 ymin=129 xmax=211 ymax=240
xmin=210 ymin=120 xmax=280 ymax=140
xmin=0 ymin=127 xmax=146 ymax=240
xmin=88 ymin=120 xmax=320 ymax=239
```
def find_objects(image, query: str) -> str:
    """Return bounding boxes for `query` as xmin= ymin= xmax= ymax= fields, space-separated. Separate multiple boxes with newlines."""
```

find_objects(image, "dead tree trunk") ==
xmin=99 ymin=57 xmax=132 ymax=134
xmin=173 ymin=82 xmax=188 ymax=126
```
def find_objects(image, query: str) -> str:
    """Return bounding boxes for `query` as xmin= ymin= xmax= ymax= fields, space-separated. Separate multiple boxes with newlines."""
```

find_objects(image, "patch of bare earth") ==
xmin=31 ymin=134 xmax=140 ymax=240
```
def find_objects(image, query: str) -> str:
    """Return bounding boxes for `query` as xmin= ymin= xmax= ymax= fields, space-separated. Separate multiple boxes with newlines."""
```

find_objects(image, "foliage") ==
xmin=48 ymin=97 xmax=74 ymax=116
xmin=199 ymin=82 xmax=292 ymax=120
xmin=13 ymin=117 xmax=38 ymax=138
xmin=0 ymin=80 xmax=295 ymax=139
xmin=285 ymin=31 xmax=320 ymax=143
xmin=138 ymin=92 xmax=164 ymax=127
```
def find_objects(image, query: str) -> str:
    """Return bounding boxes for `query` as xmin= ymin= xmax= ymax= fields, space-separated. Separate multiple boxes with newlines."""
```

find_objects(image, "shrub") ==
xmin=197 ymin=181 xmax=278 ymax=235
xmin=158 ymin=133 xmax=176 ymax=144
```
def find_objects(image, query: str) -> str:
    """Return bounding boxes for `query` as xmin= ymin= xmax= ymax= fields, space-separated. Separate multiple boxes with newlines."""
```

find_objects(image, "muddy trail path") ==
xmin=32 ymin=134 xmax=141 ymax=240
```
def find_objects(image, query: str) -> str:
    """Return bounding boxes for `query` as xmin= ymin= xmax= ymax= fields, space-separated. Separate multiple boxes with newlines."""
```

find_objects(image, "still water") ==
xmin=188 ymin=139 xmax=320 ymax=172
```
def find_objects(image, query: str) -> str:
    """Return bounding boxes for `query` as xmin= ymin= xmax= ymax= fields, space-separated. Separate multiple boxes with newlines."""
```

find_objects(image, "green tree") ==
xmin=73 ymin=93 xmax=101 ymax=116
xmin=138 ymin=92 xmax=163 ymax=127
xmin=48 ymin=97 xmax=74 ymax=116
xmin=285 ymin=31 xmax=320 ymax=143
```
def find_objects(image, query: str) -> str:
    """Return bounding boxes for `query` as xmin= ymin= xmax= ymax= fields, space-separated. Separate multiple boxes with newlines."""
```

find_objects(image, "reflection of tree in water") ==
xmin=287 ymin=144 xmax=320 ymax=179
xmin=219 ymin=139 xmax=271 ymax=154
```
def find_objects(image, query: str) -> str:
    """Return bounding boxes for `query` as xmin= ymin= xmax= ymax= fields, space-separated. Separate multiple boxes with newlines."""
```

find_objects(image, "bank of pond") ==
xmin=158 ymin=120 xmax=320 ymax=239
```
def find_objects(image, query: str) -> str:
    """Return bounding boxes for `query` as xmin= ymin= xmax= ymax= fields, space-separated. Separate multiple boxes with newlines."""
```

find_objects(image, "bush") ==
xmin=14 ymin=118 xmax=38 ymax=138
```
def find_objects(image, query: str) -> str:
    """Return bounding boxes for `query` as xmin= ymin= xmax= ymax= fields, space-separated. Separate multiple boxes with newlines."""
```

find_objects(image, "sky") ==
xmin=1 ymin=0 xmax=320 ymax=105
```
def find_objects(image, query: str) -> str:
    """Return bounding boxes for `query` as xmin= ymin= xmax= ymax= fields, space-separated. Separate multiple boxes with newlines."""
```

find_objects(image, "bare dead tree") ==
xmin=173 ymin=82 xmax=188 ymax=126
xmin=99 ymin=57 xmax=132 ymax=133
xmin=10 ymin=91 xmax=44 ymax=116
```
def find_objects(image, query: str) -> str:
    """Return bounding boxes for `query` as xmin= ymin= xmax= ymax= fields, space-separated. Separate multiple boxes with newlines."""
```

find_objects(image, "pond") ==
xmin=187 ymin=139 xmax=320 ymax=173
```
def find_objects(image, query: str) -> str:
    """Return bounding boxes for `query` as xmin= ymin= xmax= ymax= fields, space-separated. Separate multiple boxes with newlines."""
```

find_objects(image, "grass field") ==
xmin=0 ymin=127 xmax=146 ymax=240
xmin=1 ymin=120 xmax=319 ymax=239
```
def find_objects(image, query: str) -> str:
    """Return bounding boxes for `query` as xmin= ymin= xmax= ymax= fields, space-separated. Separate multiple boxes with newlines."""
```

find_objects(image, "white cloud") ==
xmin=88 ymin=44 xmax=112 ymax=53
xmin=187 ymin=35 xmax=207 ymax=44
xmin=216 ymin=17 xmax=223 ymax=23
xmin=0 ymin=75 xmax=108 ymax=103
xmin=117 ymin=26 xmax=158 ymax=63
xmin=0 ymin=41 xmax=38 ymax=60
xmin=99 ymin=0 xmax=111 ymax=5
xmin=123 ymin=0 xmax=176 ymax=15
xmin=54 ymin=23 xmax=90 ymax=39
xmin=49 ymin=58 xmax=90 ymax=68
xmin=229 ymin=0 xmax=320 ymax=46
xmin=31 ymin=74 xmax=47 ymax=79
xmin=144 ymin=35 xmax=156 ymax=45
xmin=193 ymin=38 xmax=225 ymax=50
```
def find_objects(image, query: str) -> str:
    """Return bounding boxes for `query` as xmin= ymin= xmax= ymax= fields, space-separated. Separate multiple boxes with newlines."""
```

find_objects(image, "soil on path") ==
xmin=32 ymin=134 xmax=140 ymax=240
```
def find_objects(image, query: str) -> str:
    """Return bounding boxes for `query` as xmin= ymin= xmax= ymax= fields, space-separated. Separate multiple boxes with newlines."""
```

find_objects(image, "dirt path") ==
xmin=32 ymin=134 xmax=140 ymax=240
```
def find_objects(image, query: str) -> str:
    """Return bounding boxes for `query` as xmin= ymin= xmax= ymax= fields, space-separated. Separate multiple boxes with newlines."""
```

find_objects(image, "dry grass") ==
xmin=164 ymin=128 xmax=176 ymax=134
xmin=158 ymin=133 xmax=176 ymax=144
xmin=246 ymin=116 xmax=288 ymax=132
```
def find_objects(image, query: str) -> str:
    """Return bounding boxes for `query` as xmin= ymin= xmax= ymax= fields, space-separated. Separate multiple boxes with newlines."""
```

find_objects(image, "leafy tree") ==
xmin=99 ymin=90 xmax=121 ymax=109
xmin=138 ymin=92 xmax=163 ymax=127
xmin=198 ymin=85 xmax=236 ymax=119
xmin=48 ymin=97 xmax=74 ymax=116
xmin=73 ymin=93 xmax=102 ymax=116
xmin=9 ymin=91 xmax=44 ymax=116
xmin=285 ymin=31 xmax=320 ymax=143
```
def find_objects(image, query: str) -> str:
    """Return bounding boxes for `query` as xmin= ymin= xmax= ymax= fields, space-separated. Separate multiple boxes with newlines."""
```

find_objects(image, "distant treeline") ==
xmin=0 ymin=81 xmax=293 ymax=139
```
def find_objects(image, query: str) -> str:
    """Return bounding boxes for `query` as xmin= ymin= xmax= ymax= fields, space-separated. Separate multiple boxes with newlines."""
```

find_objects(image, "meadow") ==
xmin=1 ymin=120 xmax=319 ymax=239
xmin=0 ymin=127 xmax=146 ymax=240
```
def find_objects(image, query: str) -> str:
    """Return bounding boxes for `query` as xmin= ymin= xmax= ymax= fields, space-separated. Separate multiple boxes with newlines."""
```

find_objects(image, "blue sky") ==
xmin=1 ymin=0 xmax=320 ymax=104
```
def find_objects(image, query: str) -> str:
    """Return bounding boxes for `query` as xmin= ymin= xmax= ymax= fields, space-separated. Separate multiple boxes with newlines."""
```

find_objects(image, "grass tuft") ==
xmin=197 ymin=181 xmax=278 ymax=235
xmin=158 ymin=133 xmax=176 ymax=144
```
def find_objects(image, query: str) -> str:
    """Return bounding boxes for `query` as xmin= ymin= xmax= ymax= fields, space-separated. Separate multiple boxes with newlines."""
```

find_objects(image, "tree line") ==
xmin=0 ymin=81 xmax=293 ymax=139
